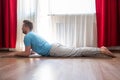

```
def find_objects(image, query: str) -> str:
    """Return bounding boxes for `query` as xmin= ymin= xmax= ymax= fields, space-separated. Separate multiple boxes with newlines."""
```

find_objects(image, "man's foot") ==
xmin=100 ymin=46 xmax=116 ymax=58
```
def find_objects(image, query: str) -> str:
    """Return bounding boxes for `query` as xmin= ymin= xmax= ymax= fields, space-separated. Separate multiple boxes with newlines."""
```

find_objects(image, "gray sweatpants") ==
xmin=49 ymin=43 xmax=102 ymax=57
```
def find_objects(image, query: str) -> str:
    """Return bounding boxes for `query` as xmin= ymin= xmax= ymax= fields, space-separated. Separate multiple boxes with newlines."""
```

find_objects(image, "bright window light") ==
xmin=48 ymin=0 xmax=96 ymax=15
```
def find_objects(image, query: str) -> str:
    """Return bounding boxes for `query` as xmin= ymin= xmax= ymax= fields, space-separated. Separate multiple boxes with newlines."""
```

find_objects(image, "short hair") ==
xmin=23 ymin=20 xmax=33 ymax=31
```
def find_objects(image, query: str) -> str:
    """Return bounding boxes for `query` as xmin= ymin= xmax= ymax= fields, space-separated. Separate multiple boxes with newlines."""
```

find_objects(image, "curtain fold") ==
xmin=96 ymin=0 xmax=120 ymax=47
xmin=16 ymin=0 xmax=38 ymax=50
xmin=0 ymin=0 xmax=17 ymax=48
xmin=51 ymin=14 xmax=97 ymax=47
xmin=17 ymin=0 xmax=97 ymax=50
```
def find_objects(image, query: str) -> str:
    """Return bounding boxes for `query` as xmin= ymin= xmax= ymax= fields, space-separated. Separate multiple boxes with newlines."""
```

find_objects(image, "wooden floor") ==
xmin=0 ymin=51 xmax=120 ymax=80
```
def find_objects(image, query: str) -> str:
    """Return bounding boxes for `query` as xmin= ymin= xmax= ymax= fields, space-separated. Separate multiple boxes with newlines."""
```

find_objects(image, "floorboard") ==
xmin=0 ymin=52 xmax=120 ymax=80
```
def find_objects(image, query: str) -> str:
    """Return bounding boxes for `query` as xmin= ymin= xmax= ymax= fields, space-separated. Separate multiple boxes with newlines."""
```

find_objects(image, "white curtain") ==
xmin=16 ymin=0 xmax=38 ymax=51
xmin=48 ymin=0 xmax=95 ymax=15
xmin=17 ymin=0 xmax=97 ymax=50
xmin=51 ymin=15 xmax=97 ymax=47
xmin=48 ymin=0 xmax=97 ymax=47
xmin=36 ymin=0 xmax=53 ymax=43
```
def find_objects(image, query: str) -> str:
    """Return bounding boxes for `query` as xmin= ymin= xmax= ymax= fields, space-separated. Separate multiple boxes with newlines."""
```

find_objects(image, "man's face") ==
xmin=22 ymin=24 xmax=28 ymax=34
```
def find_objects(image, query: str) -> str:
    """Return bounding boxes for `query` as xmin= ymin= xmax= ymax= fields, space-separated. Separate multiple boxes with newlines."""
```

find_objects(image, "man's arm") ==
xmin=0 ymin=46 xmax=31 ymax=58
xmin=13 ymin=46 xmax=31 ymax=57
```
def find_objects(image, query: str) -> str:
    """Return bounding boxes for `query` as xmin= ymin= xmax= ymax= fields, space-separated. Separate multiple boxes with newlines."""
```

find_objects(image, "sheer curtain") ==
xmin=36 ymin=0 xmax=97 ymax=47
xmin=17 ymin=0 xmax=52 ymax=50
xmin=48 ymin=0 xmax=95 ymax=15
xmin=51 ymin=15 xmax=97 ymax=47
xmin=36 ymin=0 xmax=53 ymax=43
xmin=17 ymin=0 xmax=97 ymax=50
xmin=16 ymin=0 xmax=38 ymax=51
xmin=49 ymin=0 xmax=97 ymax=47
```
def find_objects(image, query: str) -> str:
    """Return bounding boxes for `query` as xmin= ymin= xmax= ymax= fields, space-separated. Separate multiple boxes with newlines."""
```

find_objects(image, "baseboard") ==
xmin=0 ymin=48 xmax=16 ymax=52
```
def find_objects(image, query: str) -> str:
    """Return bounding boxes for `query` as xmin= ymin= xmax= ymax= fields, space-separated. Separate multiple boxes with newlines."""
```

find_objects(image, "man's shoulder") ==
xmin=25 ymin=32 xmax=34 ymax=37
xmin=25 ymin=32 xmax=39 ymax=40
xmin=24 ymin=33 xmax=32 ymax=40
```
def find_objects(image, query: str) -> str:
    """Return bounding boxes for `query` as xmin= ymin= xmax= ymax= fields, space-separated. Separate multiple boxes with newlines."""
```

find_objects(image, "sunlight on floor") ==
xmin=33 ymin=62 xmax=57 ymax=80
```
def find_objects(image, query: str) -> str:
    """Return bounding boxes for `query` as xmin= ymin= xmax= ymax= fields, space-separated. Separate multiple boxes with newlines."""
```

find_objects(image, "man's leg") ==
xmin=49 ymin=43 xmax=116 ymax=57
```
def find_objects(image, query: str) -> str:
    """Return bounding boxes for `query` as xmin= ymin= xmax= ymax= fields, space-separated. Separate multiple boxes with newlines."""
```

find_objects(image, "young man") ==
xmin=0 ymin=20 xmax=116 ymax=58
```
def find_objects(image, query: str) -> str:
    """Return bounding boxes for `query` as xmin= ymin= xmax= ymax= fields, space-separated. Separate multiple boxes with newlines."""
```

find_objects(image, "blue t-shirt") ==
xmin=24 ymin=31 xmax=52 ymax=56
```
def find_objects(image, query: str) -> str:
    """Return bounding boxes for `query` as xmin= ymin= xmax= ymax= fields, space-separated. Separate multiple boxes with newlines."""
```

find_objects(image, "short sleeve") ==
xmin=24 ymin=36 xmax=31 ymax=46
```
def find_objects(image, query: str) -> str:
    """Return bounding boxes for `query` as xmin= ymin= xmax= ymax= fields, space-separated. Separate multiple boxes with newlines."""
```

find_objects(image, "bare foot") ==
xmin=100 ymin=46 xmax=116 ymax=58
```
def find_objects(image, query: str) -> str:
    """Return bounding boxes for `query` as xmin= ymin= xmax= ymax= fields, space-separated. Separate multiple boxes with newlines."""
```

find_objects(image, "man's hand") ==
xmin=12 ymin=46 xmax=31 ymax=57
xmin=0 ymin=52 xmax=16 ymax=58
xmin=8 ymin=52 xmax=16 ymax=56
xmin=0 ymin=46 xmax=31 ymax=58
xmin=0 ymin=51 xmax=30 ymax=58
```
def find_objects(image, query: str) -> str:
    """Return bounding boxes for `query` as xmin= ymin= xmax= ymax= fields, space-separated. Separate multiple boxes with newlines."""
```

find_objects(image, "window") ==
xmin=48 ymin=0 xmax=96 ymax=15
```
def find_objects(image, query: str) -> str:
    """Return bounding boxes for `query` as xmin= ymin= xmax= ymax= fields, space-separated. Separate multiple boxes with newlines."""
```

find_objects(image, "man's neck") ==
xmin=26 ymin=30 xmax=31 ymax=34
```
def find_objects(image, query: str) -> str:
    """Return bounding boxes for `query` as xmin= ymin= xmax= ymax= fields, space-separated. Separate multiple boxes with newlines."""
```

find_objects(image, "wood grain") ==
xmin=0 ymin=52 xmax=120 ymax=80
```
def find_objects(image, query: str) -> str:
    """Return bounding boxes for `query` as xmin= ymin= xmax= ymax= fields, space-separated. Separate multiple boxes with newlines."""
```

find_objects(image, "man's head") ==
xmin=22 ymin=20 xmax=33 ymax=34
